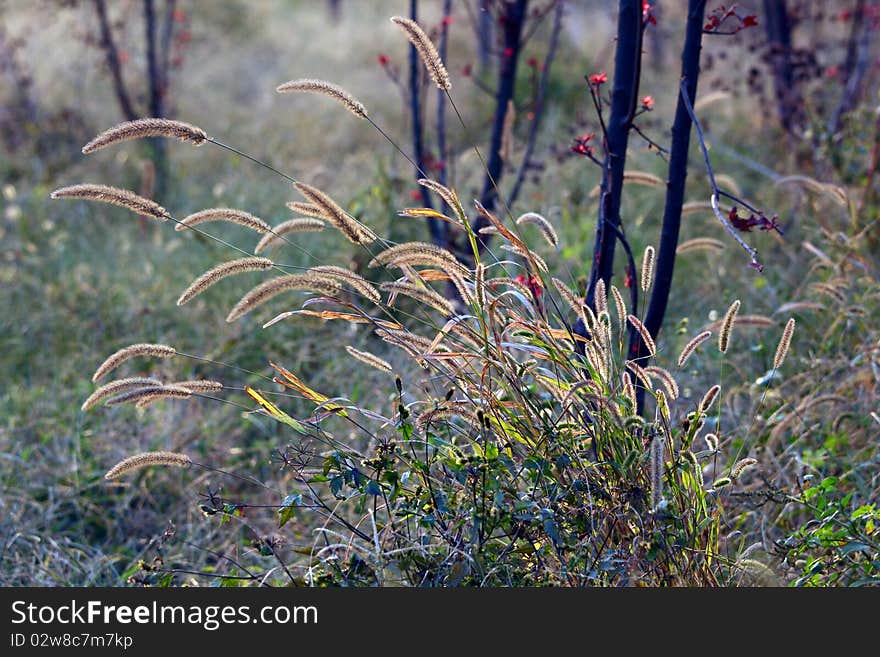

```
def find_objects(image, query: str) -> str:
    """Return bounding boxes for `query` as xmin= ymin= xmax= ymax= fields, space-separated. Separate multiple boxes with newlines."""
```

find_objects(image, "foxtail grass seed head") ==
xmin=650 ymin=434 xmax=665 ymax=510
xmin=226 ymin=274 xmax=342 ymax=322
xmin=276 ymin=78 xmax=367 ymax=119
xmin=81 ymin=377 xmax=163 ymax=411
xmin=678 ymin=330 xmax=712 ymax=367
xmin=92 ymin=343 xmax=176 ymax=382
xmin=177 ymin=257 xmax=273 ymax=306
xmin=515 ymin=212 xmax=558 ymax=248
xmin=626 ymin=360 xmax=653 ymax=391
xmin=628 ymin=314 xmax=656 ymax=356
xmin=622 ymin=372 xmax=636 ymax=410
xmin=50 ymin=183 xmax=170 ymax=221
xmin=286 ymin=201 xmax=327 ymax=218
xmin=474 ymin=263 xmax=486 ymax=309
xmin=418 ymin=178 xmax=457 ymax=208
xmin=641 ymin=245 xmax=655 ymax=293
xmin=654 ymin=389 xmax=669 ymax=422
xmin=681 ymin=200 xmax=714 ymax=216
xmin=255 ymin=218 xmax=325 ymax=254
xmin=610 ymin=285 xmax=627 ymax=329
xmin=552 ymin=278 xmax=588 ymax=327
xmin=676 ymin=237 xmax=726 ymax=254
xmin=369 ymin=242 xmax=462 ymax=271
xmin=309 ymin=265 xmax=381 ymax=304
xmin=381 ymin=281 xmax=455 ymax=316
xmin=718 ymin=299 xmax=741 ymax=353
xmin=82 ymin=118 xmax=207 ymax=154
xmin=595 ymin=279 xmax=607 ymax=315
xmin=704 ymin=433 xmax=719 ymax=452
xmin=175 ymin=208 xmax=271 ymax=234
xmin=699 ymin=384 xmax=721 ymax=414
xmin=294 ymin=182 xmax=376 ymax=244
xmin=645 ymin=366 xmax=680 ymax=399
xmin=104 ymin=451 xmax=192 ymax=480
xmin=168 ymin=380 xmax=224 ymax=393
xmin=345 ymin=346 xmax=393 ymax=372
xmin=390 ymin=16 xmax=451 ymax=91
xmin=731 ymin=457 xmax=758 ymax=480
xmin=773 ymin=318 xmax=795 ymax=369
xmin=104 ymin=384 xmax=193 ymax=406
xmin=499 ymin=244 xmax=548 ymax=272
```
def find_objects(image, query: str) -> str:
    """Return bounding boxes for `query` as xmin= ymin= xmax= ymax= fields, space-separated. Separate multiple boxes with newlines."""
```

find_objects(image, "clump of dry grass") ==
xmin=50 ymin=184 xmax=170 ymax=221
xmin=176 ymin=257 xmax=274 ymax=306
xmin=104 ymin=451 xmax=192 ymax=480
xmin=92 ymin=343 xmax=177 ymax=383
xmin=82 ymin=118 xmax=208 ymax=154
xmin=276 ymin=78 xmax=368 ymax=119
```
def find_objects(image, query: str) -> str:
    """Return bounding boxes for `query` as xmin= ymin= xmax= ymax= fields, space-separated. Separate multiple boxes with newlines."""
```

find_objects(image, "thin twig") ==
xmin=678 ymin=78 xmax=763 ymax=270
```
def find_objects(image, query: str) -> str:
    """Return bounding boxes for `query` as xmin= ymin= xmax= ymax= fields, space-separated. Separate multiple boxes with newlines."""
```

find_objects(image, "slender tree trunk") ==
xmin=144 ymin=0 xmax=167 ymax=198
xmin=508 ymin=0 xmax=564 ymax=210
xmin=471 ymin=0 xmax=529 ymax=242
xmin=477 ymin=0 xmax=493 ymax=76
xmin=93 ymin=0 xmax=137 ymax=122
xmin=762 ymin=0 xmax=799 ymax=133
xmin=437 ymin=0 xmax=452 ymax=188
xmin=582 ymin=0 xmax=643 ymax=313
xmin=407 ymin=0 xmax=443 ymax=245
xmin=631 ymin=0 xmax=707 ymax=411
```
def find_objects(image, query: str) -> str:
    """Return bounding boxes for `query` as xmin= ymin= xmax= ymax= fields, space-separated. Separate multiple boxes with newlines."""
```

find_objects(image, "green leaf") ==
xmin=278 ymin=493 xmax=301 ymax=528
xmin=839 ymin=541 xmax=871 ymax=556
xmin=484 ymin=442 xmax=499 ymax=460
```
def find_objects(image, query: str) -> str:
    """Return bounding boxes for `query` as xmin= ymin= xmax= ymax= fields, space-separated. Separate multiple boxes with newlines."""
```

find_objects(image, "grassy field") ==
xmin=1 ymin=1 xmax=877 ymax=586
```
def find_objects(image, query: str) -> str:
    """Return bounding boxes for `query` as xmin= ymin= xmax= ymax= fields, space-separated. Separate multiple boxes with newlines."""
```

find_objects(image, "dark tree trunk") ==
xmin=477 ymin=0 xmax=494 ymax=75
xmin=407 ymin=0 xmax=444 ymax=245
xmin=582 ymin=0 xmax=643 ymax=313
xmin=471 ymin=0 xmax=529 ymax=243
xmin=93 ymin=0 xmax=137 ymax=122
xmin=762 ymin=0 xmax=800 ymax=133
xmin=144 ymin=0 xmax=167 ymax=198
xmin=630 ymin=0 xmax=707 ymax=411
